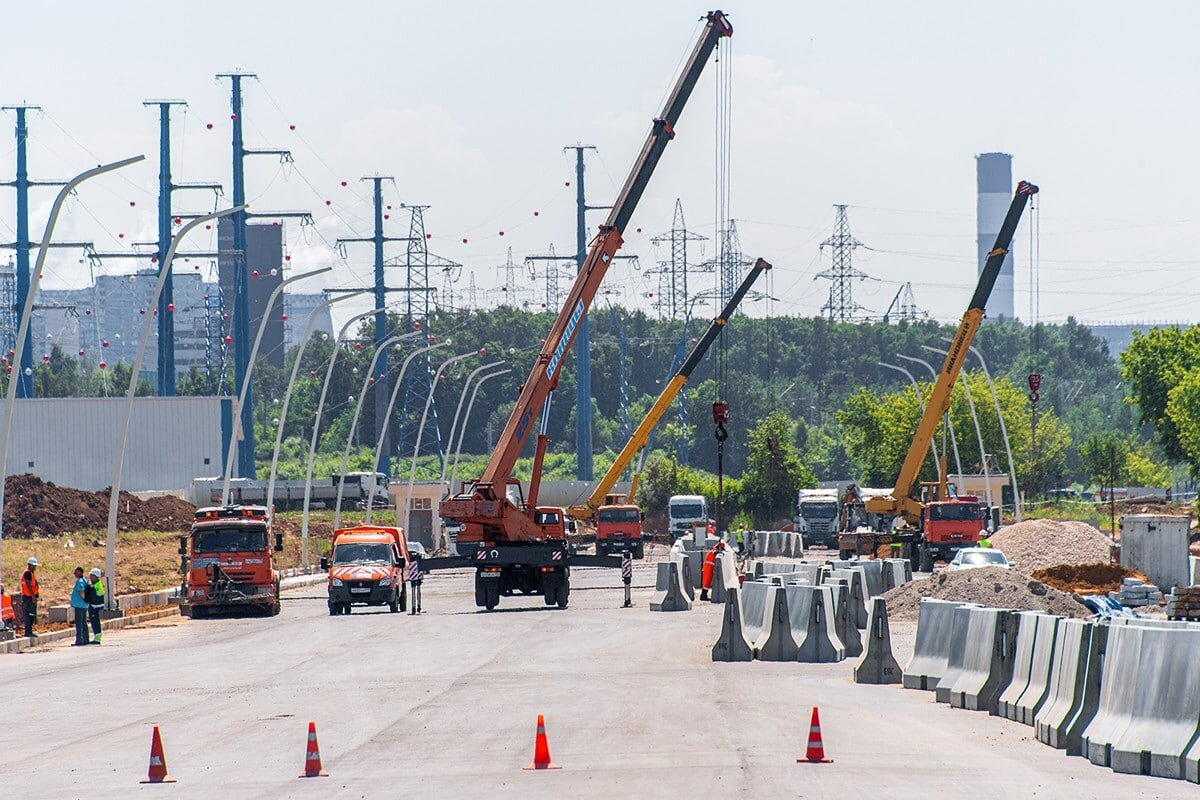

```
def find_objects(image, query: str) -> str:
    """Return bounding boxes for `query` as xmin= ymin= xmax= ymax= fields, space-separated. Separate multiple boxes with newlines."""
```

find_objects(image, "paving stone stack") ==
xmin=1112 ymin=577 xmax=1163 ymax=608
xmin=1167 ymin=586 xmax=1200 ymax=621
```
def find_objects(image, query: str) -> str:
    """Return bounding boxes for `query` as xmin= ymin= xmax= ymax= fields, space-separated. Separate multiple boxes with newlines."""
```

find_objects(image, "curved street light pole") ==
xmin=266 ymin=289 xmax=369 ymax=516
xmin=0 ymin=154 xmax=144 ymax=588
xmin=220 ymin=267 xmax=331 ymax=505
xmin=877 ymin=361 xmax=941 ymax=482
xmin=448 ymin=368 xmax=511 ymax=494
xmin=923 ymin=345 xmax=993 ymax=509
xmin=967 ymin=343 xmax=1022 ymax=522
xmin=300 ymin=306 xmax=384 ymax=566
xmin=103 ymin=204 xmax=243 ymax=610
xmin=364 ymin=340 xmax=450 ymax=525
xmin=439 ymin=361 xmax=505 ymax=486
xmin=332 ymin=331 xmax=421 ymax=529
xmin=897 ymin=353 xmax=964 ymax=480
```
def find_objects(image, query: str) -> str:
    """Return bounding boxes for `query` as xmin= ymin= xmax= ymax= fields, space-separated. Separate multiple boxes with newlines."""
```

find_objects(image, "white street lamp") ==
xmin=923 ymin=345 xmax=993 ymax=508
xmin=897 ymin=353 xmax=964 ymax=480
xmin=966 ymin=343 xmax=1022 ymax=521
xmin=877 ymin=361 xmax=941 ymax=481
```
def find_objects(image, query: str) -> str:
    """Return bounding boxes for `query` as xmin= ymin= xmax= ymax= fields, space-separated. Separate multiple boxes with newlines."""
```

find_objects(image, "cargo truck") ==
xmin=180 ymin=505 xmax=283 ymax=618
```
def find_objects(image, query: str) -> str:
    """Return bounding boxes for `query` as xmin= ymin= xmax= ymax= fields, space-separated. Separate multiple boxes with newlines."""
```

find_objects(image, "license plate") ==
xmin=350 ymin=588 xmax=370 ymax=593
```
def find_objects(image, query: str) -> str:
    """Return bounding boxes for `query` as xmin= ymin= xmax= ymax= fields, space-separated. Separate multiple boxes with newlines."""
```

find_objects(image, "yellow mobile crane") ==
xmin=859 ymin=180 xmax=1038 ymax=572
xmin=567 ymin=258 xmax=771 ymax=557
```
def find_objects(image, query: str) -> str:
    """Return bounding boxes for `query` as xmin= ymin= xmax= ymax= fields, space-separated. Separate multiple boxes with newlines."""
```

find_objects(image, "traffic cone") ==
xmin=299 ymin=721 xmax=328 ymax=778
xmin=140 ymin=725 xmax=176 ymax=784
xmin=523 ymin=714 xmax=561 ymax=770
xmin=798 ymin=706 xmax=833 ymax=764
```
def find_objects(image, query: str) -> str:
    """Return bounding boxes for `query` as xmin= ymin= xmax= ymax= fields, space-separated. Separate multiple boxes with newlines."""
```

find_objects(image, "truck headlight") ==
xmin=379 ymin=577 xmax=392 ymax=587
xmin=331 ymin=578 xmax=344 ymax=587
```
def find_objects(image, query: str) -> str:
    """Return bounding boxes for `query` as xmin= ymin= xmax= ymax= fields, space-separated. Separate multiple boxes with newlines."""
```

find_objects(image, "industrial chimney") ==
xmin=976 ymin=152 xmax=1014 ymax=320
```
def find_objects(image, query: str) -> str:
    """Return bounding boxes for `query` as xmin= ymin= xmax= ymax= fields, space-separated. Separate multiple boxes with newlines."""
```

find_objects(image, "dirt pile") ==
xmin=1031 ymin=562 xmax=1149 ymax=596
xmin=881 ymin=566 xmax=1091 ymax=621
xmin=3 ymin=474 xmax=196 ymax=538
xmin=990 ymin=519 xmax=1114 ymax=572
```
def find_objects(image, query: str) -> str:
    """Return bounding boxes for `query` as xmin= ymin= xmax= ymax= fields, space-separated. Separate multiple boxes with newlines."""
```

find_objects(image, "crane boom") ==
xmin=866 ymin=180 xmax=1038 ymax=525
xmin=442 ymin=10 xmax=733 ymax=544
xmin=569 ymin=257 xmax=771 ymax=521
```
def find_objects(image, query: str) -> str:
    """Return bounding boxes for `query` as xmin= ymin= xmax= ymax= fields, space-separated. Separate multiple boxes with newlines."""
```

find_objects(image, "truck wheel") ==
xmin=328 ymin=603 xmax=337 ymax=616
xmin=556 ymin=581 xmax=570 ymax=609
xmin=919 ymin=544 xmax=934 ymax=573
xmin=191 ymin=606 xmax=206 ymax=620
xmin=634 ymin=543 xmax=645 ymax=560
xmin=485 ymin=584 xmax=500 ymax=611
xmin=838 ymin=549 xmax=852 ymax=561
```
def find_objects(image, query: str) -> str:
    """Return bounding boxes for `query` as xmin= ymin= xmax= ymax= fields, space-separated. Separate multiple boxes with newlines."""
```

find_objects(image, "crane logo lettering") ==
xmin=547 ymin=300 xmax=585 ymax=380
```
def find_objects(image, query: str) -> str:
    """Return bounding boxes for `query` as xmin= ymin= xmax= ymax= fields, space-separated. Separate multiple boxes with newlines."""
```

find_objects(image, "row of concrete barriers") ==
xmin=904 ymin=597 xmax=1200 ymax=783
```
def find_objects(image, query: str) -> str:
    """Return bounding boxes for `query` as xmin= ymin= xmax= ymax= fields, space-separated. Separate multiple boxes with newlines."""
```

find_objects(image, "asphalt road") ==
xmin=0 ymin=564 xmax=1193 ymax=799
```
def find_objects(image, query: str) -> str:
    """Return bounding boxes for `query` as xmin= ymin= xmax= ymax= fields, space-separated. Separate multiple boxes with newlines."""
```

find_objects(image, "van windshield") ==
xmin=193 ymin=527 xmax=267 ymax=553
xmin=333 ymin=543 xmax=393 ymax=564
xmin=670 ymin=503 xmax=704 ymax=519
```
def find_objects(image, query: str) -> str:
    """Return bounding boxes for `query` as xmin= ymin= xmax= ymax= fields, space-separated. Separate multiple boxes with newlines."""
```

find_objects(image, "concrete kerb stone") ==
xmin=855 ymin=596 xmax=902 ymax=685
xmin=754 ymin=584 xmax=800 ymax=662
xmin=948 ymin=607 xmax=1019 ymax=714
xmin=786 ymin=584 xmax=845 ymax=663
xmin=649 ymin=561 xmax=692 ymax=612
xmin=1036 ymin=620 xmax=1107 ymax=756
xmin=711 ymin=587 xmax=754 ymax=662
xmin=1109 ymin=626 xmax=1200 ymax=780
xmin=1016 ymin=614 xmax=1061 ymax=726
xmin=827 ymin=580 xmax=862 ymax=658
xmin=904 ymin=598 xmax=969 ymax=691
xmin=934 ymin=605 xmax=980 ymax=704
xmin=997 ymin=611 xmax=1048 ymax=721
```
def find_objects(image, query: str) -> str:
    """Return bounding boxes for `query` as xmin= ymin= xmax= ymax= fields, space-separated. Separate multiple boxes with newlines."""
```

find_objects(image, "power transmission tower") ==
xmin=524 ymin=244 xmax=574 ymax=311
xmin=648 ymin=199 xmax=707 ymax=319
xmin=816 ymin=204 xmax=868 ymax=323
xmin=465 ymin=271 xmax=479 ymax=311
xmin=495 ymin=246 xmax=534 ymax=308
xmin=695 ymin=219 xmax=756 ymax=309
xmin=897 ymin=282 xmax=922 ymax=321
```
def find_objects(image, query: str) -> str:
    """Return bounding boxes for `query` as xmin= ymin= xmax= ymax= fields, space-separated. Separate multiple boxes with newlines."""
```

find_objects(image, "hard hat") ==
xmin=26 ymin=557 xmax=38 ymax=566
xmin=89 ymin=568 xmax=102 ymax=578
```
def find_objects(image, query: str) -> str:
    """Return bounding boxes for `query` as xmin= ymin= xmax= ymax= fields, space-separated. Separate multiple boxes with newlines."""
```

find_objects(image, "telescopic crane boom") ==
xmin=568 ymin=257 xmax=771 ymax=522
xmin=442 ymin=10 xmax=733 ymax=545
xmin=865 ymin=180 xmax=1038 ymax=527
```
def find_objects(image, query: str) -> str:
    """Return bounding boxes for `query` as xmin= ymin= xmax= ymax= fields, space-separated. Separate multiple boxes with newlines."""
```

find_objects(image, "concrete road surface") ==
xmin=0 ymin=564 xmax=1192 ymax=799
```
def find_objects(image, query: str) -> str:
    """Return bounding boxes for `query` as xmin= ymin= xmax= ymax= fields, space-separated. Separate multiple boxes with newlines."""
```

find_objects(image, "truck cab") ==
xmin=918 ymin=496 xmax=985 ymax=571
xmin=181 ymin=505 xmax=283 ymax=618
xmin=668 ymin=494 xmax=709 ymax=540
xmin=534 ymin=507 xmax=568 ymax=538
xmin=796 ymin=490 xmax=840 ymax=548
xmin=321 ymin=525 xmax=410 ymax=615
xmin=595 ymin=503 xmax=645 ymax=559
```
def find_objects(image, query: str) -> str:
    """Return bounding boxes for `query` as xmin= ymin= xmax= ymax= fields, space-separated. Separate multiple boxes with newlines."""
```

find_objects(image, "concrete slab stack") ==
xmin=997 ymin=611 xmax=1048 ymax=720
xmin=944 ymin=607 xmax=1019 ymax=713
xmin=649 ymin=561 xmax=691 ymax=612
xmin=903 ymin=598 xmax=969 ymax=691
xmin=786 ymin=585 xmax=845 ymax=663
xmin=1120 ymin=514 xmax=1191 ymax=594
xmin=711 ymin=588 xmax=754 ymax=662
xmin=854 ymin=597 xmax=902 ymax=685
xmin=1035 ymin=619 xmax=1108 ymax=755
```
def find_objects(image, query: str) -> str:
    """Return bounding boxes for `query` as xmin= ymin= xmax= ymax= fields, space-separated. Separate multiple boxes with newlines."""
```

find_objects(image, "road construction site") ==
xmin=2 ymin=560 xmax=1194 ymax=800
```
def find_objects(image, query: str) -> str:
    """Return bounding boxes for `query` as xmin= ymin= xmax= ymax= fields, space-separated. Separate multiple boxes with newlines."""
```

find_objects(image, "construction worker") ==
xmin=841 ymin=484 xmax=864 ymax=530
xmin=978 ymin=530 xmax=992 ymax=548
xmin=407 ymin=557 xmax=423 ymax=615
xmin=700 ymin=541 xmax=724 ymax=601
xmin=20 ymin=557 xmax=39 ymax=638
xmin=735 ymin=524 xmax=746 ymax=555
xmin=0 ymin=585 xmax=14 ymax=631
xmin=86 ymin=568 xmax=105 ymax=644
xmin=70 ymin=567 xmax=90 ymax=646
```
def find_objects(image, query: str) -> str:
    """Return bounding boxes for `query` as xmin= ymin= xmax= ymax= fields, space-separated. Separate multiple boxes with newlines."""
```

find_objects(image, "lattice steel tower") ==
xmin=817 ymin=204 xmax=868 ymax=323
xmin=396 ymin=205 xmax=447 ymax=461
xmin=648 ymin=199 xmax=706 ymax=319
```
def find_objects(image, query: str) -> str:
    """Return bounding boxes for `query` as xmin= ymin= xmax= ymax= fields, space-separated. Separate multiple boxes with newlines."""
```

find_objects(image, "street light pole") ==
xmin=439 ymin=361 xmax=505 ymax=485
xmin=448 ymin=369 xmax=512 ymax=495
xmin=877 ymin=361 xmax=941 ymax=482
xmin=923 ymin=345 xmax=992 ymax=508
xmin=897 ymin=353 xmax=964 ymax=480
xmin=966 ymin=343 xmax=1022 ymax=522
xmin=0 ymin=154 xmax=144 ymax=588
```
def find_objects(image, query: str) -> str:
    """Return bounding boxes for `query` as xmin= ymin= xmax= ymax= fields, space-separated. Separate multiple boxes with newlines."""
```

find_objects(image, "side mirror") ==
xmin=179 ymin=555 xmax=189 ymax=574
xmin=178 ymin=536 xmax=187 ymax=556
xmin=640 ymin=511 xmax=646 ymax=522
xmin=274 ymin=533 xmax=284 ymax=552
xmin=319 ymin=557 xmax=329 ymax=571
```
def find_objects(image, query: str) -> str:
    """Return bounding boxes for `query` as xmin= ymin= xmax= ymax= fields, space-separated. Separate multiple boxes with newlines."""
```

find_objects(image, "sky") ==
xmin=3 ymin=0 xmax=1200 ymax=329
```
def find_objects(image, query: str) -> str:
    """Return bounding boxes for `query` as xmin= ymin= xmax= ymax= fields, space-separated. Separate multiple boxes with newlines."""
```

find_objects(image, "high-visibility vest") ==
xmin=91 ymin=579 xmax=106 ymax=606
xmin=21 ymin=570 xmax=38 ymax=597
xmin=0 ymin=593 xmax=13 ymax=624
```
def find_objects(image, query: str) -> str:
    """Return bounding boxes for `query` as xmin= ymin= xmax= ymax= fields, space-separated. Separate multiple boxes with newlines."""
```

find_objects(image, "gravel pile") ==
xmin=881 ymin=566 xmax=1091 ymax=621
xmin=990 ymin=519 xmax=1113 ymax=572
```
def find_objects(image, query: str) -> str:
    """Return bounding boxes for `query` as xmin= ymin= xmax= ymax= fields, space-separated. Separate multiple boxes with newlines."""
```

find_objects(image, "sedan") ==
xmin=947 ymin=548 xmax=1010 ymax=570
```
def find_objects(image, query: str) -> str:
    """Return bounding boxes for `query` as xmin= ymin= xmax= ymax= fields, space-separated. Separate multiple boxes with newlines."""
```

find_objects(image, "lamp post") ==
xmin=439 ymin=361 xmax=505 ymax=485
xmin=332 ymin=331 xmax=420 ymax=529
xmin=897 ymin=353 xmax=964 ymax=480
xmin=966 ymin=343 xmax=1022 ymax=521
xmin=363 ymin=340 xmax=450 ymax=525
xmin=877 ymin=361 xmax=941 ymax=482
xmin=448 ymin=368 xmax=512 ymax=495
xmin=220 ymin=267 xmax=331 ymax=505
xmin=300 ymin=306 xmax=384 ymax=567
xmin=923 ymin=345 xmax=993 ymax=508
xmin=0 ymin=154 xmax=144 ymax=588
xmin=266 ymin=289 xmax=369 ymax=516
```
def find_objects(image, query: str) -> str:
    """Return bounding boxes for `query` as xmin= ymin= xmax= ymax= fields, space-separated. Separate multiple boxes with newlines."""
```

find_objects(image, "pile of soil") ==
xmin=1031 ymin=562 xmax=1149 ymax=596
xmin=881 ymin=566 xmax=1091 ymax=622
xmin=990 ymin=519 xmax=1114 ymax=573
xmin=3 ymin=474 xmax=196 ymax=538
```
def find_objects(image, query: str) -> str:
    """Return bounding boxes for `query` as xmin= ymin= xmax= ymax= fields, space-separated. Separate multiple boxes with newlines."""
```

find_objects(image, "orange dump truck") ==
xmin=181 ymin=505 xmax=283 ymax=618
xmin=595 ymin=503 xmax=645 ymax=559
xmin=321 ymin=525 xmax=412 ymax=616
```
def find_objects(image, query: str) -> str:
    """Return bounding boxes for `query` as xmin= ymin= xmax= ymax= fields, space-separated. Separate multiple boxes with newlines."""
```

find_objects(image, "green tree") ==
xmin=1078 ymin=433 xmax=1130 ymax=490
xmin=1122 ymin=325 xmax=1200 ymax=463
xmin=741 ymin=411 xmax=816 ymax=526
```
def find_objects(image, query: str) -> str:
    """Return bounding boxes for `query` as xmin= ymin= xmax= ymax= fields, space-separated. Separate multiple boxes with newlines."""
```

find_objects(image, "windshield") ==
xmin=193 ymin=527 xmax=267 ymax=553
xmin=535 ymin=511 xmax=562 ymax=525
xmin=599 ymin=508 xmax=640 ymax=523
xmin=332 ymin=543 xmax=393 ymax=564
xmin=961 ymin=551 xmax=1007 ymax=566
xmin=929 ymin=503 xmax=982 ymax=522
xmin=800 ymin=502 xmax=838 ymax=519
xmin=670 ymin=503 xmax=704 ymax=519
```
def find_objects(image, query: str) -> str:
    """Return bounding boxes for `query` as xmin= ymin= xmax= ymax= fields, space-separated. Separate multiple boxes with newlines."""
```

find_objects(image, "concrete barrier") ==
xmin=857 ymin=560 xmax=884 ymax=597
xmin=741 ymin=581 xmax=771 ymax=645
xmin=754 ymin=583 xmax=800 ymax=661
xmin=827 ymin=568 xmax=869 ymax=629
xmin=1108 ymin=626 xmax=1200 ymax=779
xmin=1016 ymin=614 xmax=1061 ymax=726
xmin=903 ymin=598 xmax=968 ymax=691
xmin=855 ymin=597 xmax=902 ymax=684
xmin=710 ymin=550 xmax=738 ymax=605
xmin=786 ymin=585 xmax=844 ymax=663
xmin=674 ymin=553 xmax=697 ymax=600
xmin=649 ymin=561 xmax=691 ymax=612
xmin=826 ymin=580 xmax=862 ymax=658
xmin=1190 ymin=555 xmax=1200 ymax=586
xmin=1082 ymin=623 xmax=1144 ymax=767
xmin=711 ymin=588 xmax=754 ymax=663
xmin=946 ymin=607 xmax=1019 ymax=713
xmin=1035 ymin=620 xmax=1107 ymax=756
xmin=997 ymin=612 xmax=1049 ymax=720
xmin=885 ymin=558 xmax=912 ymax=588
xmin=934 ymin=605 xmax=981 ymax=703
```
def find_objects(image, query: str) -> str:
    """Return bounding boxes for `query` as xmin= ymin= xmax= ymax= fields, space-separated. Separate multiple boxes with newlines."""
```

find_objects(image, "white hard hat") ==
xmin=26 ymin=557 xmax=38 ymax=566
xmin=89 ymin=568 xmax=102 ymax=578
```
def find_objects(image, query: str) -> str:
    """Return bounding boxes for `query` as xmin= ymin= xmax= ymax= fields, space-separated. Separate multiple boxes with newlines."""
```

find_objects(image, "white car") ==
xmin=947 ymin=548 xmax=1010 ymax=570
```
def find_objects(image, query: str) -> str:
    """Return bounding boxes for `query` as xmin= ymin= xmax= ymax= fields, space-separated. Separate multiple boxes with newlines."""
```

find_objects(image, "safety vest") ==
xmin=735 ymin=528 xmax=745 ymax=544
xmin=21 ymin=569 xmax=38 ymax=597
xmin=91 ymin=579 xmax=106 ymax=607
xmin=0 ymin=593 xmax=13 ymax=624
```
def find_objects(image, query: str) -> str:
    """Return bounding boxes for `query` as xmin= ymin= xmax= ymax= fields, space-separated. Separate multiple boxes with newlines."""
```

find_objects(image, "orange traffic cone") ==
xmin=299 ymin=721 xmax=328 ymax=778
xmin=798 ymin=706 xmax=833 ymax=764
xmin=140 ymin=725 xmax=176 ymax=784
xmin=523 ymin=714 xmax=561 ymax=770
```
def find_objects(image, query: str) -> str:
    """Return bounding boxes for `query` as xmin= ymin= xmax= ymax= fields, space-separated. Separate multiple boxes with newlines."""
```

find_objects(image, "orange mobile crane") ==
xmin=434 ymin=10 xmax=733 ymax=610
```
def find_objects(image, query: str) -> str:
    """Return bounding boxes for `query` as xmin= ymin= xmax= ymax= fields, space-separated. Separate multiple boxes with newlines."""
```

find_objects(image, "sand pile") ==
xmin=3 ymin=474 xmax=196 ymax=537
xmin=990 ymin=519 xmax=1113 ymax=572
xmin=1031 ymin=562 xmax=1149 ymax=596
xmin=881 ymin=566 xmax=1091 ymax=621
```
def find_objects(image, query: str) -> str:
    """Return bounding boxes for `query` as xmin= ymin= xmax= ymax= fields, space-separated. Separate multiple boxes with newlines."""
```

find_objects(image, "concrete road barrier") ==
xmin=904 ymin=598 xmax=968 ymax=691
xmin=997 ymin=612 xmax=1049 ymax=720
xmin=650 ymin=561 xmax=691 ymax=612
xmin=741 ymin=581 xmax=770 ymax=645
xmin=827 ymin=568 xmax=869 ymax=629
xmin=884 ymin=558 xmax=912 ymax=589
xmin=1016 ymin=614 xmax=1061 ymax=726
xmin=754 ymin=584 xmax=800 ymax=661
xmin=855 ymin=597 xmax=902 ymax=685
xmin=947 ymin=607 xmax=1018 ymax=714
xmin=934 ymin=605 xmax=980 ymax=703
xmin=857 ymin=560 xmax=884 ymax=597
xmin=711 ymin=551 xmax=738 ymax=605
xmin=1083 ymin=623 xmax=1144 ymax=767
xmin=827 ymin=580 xmax=862 ymax=658
xmin=711 ymin=587 xmax=754 ymax=662
xmin=677 ymin=552 xmax=699 ymax=597
xmin=1035 ymin=620 xmax=1107 ymax=756
xmin=786 ymin=584 xmax=844 ymax=663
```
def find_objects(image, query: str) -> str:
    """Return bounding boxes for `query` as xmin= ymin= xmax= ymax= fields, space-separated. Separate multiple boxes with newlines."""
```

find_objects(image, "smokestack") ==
xmin=976 ymin=152 xmax=1014 ymax=320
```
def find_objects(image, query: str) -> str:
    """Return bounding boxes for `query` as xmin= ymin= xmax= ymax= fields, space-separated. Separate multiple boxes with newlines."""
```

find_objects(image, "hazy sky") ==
xmin=3 ymin=1 xmax=1199 ymax=328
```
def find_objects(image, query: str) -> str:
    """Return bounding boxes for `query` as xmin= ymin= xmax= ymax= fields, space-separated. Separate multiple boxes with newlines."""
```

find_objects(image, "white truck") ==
xmin=191 ymin=472 xmax=392 ymax=511
xmin=796 ymin=489 xmax=840 ymax=548
xmin=668 ymin=494 xmax=710 ymax=540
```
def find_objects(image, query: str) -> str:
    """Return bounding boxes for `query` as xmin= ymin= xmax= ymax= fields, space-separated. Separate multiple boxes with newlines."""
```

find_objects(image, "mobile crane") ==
xmin=566 ymin=257 xmax=771 ymax=557
xmin=436 ymin=10 xmax=733 ymax=610
xmin=856 ymin=180 xmax=1039 ymax=571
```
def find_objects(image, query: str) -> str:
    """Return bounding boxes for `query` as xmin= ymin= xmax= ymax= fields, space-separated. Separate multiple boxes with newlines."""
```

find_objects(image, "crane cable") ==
xmin=713 ymin=34 xmax=733 ymax=400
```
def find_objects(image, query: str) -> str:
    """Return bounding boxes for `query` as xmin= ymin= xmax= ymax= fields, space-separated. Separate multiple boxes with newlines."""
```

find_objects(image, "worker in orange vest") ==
xmin=0 ymin=587 xmax=14 ymax=630
xmin=20 ymin=557 xmax=39 ymax=638
xmin=700 ymin=541 xmax=725 ymax=601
